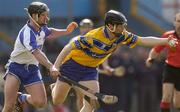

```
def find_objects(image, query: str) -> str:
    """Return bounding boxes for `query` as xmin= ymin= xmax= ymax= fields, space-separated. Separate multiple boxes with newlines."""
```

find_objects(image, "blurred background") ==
xmin=0 ymin=0 xmax=179 ymax=112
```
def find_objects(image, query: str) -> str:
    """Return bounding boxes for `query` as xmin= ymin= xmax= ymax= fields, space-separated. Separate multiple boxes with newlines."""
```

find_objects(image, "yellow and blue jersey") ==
xmin=64 ymin=27 xmax=140 ymax=67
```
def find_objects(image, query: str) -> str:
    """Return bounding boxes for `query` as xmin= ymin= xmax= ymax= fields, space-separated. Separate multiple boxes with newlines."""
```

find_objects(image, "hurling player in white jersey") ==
xmin=2 ymin=2 xmax=77 ymax=112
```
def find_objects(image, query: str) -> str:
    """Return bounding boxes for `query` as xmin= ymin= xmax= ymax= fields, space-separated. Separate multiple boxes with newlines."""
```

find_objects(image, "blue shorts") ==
xmin=59 ymin=59 xmax=98 ymax=82
xmin=4 ymin=62 xmax=43 ymax=87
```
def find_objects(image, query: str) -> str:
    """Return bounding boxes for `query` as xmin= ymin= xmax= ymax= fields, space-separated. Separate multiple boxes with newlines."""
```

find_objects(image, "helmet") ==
xmin=27 ymin=2 xmax=49 ymax=16
xmin=105 ymin=10 xmax=127 ymax=25
xmin=79 ymin=19 xmax=94 ymax=28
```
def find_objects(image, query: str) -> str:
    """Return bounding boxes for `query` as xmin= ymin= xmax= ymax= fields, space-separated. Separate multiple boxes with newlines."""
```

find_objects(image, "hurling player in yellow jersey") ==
xmin=51 ymin=10 xmax=177 ymax=112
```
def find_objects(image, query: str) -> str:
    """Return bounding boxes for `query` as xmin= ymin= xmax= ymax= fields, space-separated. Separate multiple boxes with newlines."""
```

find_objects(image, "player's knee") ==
xmin=52 ymin=97 xmax=64 ymax=105
xmin=162 ymin=95 xmax=172 ymax=102
xmin=32 ymin=99 xmax=47 ymax=108
xmin=174 ymin=101 xmax=180 ymax=109
xmin=76 ymin=98 xmax=84 ymax=110
xmin=90 ymin=99 xmax=100 ymax=110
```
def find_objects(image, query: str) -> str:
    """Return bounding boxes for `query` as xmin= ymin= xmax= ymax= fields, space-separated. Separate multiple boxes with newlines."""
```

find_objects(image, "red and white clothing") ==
xmin=153 ymin=30 xmax=180 ymax=68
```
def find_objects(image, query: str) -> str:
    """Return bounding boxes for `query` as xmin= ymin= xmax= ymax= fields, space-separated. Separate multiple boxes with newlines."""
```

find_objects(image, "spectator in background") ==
xmin=70 ymin=18 xmax=94 ymax=42
xmin=79 ymin=19 xmax=94 ymax=35
xmin=146 ymin=12 xmax=180 ymax=112
xmin=2 ymin=1 xmax=77 ymax=112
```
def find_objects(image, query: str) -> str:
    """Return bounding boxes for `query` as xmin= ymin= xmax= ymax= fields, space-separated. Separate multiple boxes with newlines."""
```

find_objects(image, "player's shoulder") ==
xmin=86 ymin=27 xmax=103 ymax=35
xmin=22 ymin=24 xmax=35 ymax=34
xmin=18 ymin=24 xmax=31 ymax=35
xmin=41 ymin=25 xmax=49 ymax=29
xmin=163 ymin=30 xmax=175 ymax=37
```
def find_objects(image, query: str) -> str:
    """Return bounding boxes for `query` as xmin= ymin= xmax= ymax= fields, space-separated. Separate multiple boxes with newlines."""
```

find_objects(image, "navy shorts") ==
xmin=59 ymin=59 xmax=98 ymax=83
xmin=163 ymin=64 xmax=180 ymax=91
xmin=4 ymin=62 xmax=43 ymax=87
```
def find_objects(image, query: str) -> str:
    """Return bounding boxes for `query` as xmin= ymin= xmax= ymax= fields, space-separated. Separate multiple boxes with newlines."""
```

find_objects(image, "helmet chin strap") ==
xmin=106 ymin=24 xmax=123 ymax=37
xmin=106 ymin=24 xmax=116 ymax=32
xmin=24 ymin=8 xmax=41 ymax=28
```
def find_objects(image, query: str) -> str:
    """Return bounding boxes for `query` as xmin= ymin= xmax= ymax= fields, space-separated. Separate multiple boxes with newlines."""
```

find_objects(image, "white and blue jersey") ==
xmin=10 ymin=24 xmax=51 ymax=65
xmin=4 ymin=23 xmax=52 ymax=86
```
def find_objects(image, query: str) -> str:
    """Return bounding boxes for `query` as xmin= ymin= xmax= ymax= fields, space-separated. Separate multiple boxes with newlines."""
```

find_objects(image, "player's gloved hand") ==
xmin=66 ymin=22 xmax=78 ymax=33
xmin=104 ymin=67 xmax=114 ymax=76
xmin=168 ymin=35 xmax=178 ymax=47
xmin=49 ymin=65 xmax=59 ymax=78
xmin=145 ymin=58 xmax=154 ymax=68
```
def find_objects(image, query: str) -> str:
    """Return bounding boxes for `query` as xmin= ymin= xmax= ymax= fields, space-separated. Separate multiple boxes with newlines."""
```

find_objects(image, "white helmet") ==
xmin=79 ymin=19 xmax=94 ymax=27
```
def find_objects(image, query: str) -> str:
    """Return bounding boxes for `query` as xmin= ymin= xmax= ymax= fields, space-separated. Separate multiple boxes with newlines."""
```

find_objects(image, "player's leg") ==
xmin=73 ymin=87 xmax=86 ymax=111
xmin=15 ymin=64 xmax=48 ymax=109
xmin=79 ymin=80 xmax=99 ymax=112
xmin=173 ymin=89 xmax=180 ymax=109
xmin=160 ymin=64 xmax=175 ymax=112
xmin=173 ymin=74 xmax=180 ymax=110
xmin=74 ymin=87 xmax=99 ymax=112
xmin=160 ymin=83 xmax=174 ymax=112
xmin=51 ymin=59 xmax=81 ymax=105
xmin=2 ymin=74 xmax=20 ymax=112
xmin=24 ymin=82 xmax=47 ymax=108
xmin=51 ymin=79 xmax=72 ymax=105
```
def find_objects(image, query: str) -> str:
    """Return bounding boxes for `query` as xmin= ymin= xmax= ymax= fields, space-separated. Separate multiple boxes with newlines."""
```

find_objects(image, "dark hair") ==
xmin=105 ymin=10 xmax=127 ymax=25
xmin=28 ymin=2 xmax=49 ymax=16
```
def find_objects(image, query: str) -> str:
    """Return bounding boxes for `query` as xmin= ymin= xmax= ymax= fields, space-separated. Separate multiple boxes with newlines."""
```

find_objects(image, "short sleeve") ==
xmin=71 ymin=36 xmax=93 ymax=49
xmin=122 ymin=31 xmax=140 ymax=48
xmin=41 ymin=25 xmax=52 ymax=37
xmin=153 ymin=32 xmax=168 ymax=53
xmin=22 ymin=29 xmax=39 ymax=52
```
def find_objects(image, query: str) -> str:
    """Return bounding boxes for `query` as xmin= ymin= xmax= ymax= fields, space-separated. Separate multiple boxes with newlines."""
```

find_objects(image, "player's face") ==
xmin=112 ymin=23 xmax=127 ymax=37
xmin=174 ymin=13 xmax=180 ymax=34
xmin=115 ymin=23 xmax=126 ymax=33
xmin=38 ymin=11 xmax=50 ymax=26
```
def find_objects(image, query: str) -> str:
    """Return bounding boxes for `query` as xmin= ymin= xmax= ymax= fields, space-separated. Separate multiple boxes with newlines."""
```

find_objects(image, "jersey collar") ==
xmin=103 ymin=27 xmax=110 ymax=39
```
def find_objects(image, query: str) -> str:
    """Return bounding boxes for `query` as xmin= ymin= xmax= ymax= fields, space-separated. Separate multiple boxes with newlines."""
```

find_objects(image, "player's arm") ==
xmin=54 ymin=35 xmax=92 ymax=71
xmin=145 ymin=48 xmax=160 ymax=67
xmin=122 ymin=31 xmax=175 ymax=48
xmin=54 ymin=43 xmax=73 ymax=70
xmin=32 ymin=49 xmax=53 ymax=70
xmin=138 ymin=36 xmax=176 ymax=47
xmin=32 ymin=49 xmax=59 ymax=77
xmin=101 ymin=59 xmax=114 ymax=75
xmin=23 ymin=31 xmax=53 ymax=70
xmin=48 ymin=22 xmax=78 ymax=39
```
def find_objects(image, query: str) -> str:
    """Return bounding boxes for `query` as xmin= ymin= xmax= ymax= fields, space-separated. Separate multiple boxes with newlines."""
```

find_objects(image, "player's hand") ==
xmin=168 ymin=35 xmax=178 ymax=48
xmin=49 ymin=65 xmax=60 ymax=78
xmin=145 ymin=58 xmax=154 ymax=68
xmin=105 ymin=67 xmax=115 ymax=76
xmin=66 ymin=22 xmax=78 ymax=33
xmin=98 ymin=67 xmax=114 ymax=76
